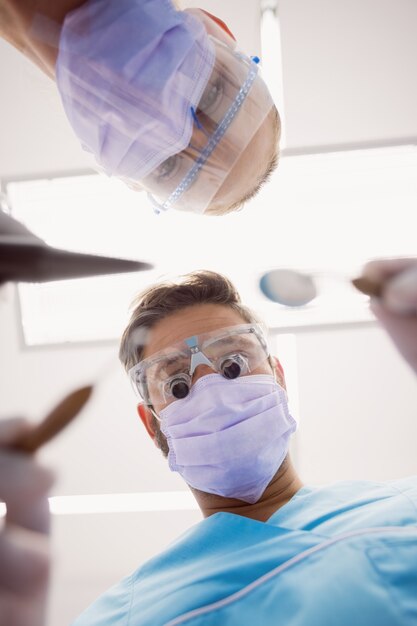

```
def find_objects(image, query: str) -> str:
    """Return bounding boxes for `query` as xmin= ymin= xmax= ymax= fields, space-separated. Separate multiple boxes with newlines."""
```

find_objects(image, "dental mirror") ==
xmin=259 ymin=268 xmax=382 ymax=307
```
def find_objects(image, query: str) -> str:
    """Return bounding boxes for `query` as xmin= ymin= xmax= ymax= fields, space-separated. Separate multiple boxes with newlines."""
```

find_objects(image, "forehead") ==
xmin=209 ymin=107 xmax=278 ymax=212
xmin=143 ymin=304 xmax=249 ymax=359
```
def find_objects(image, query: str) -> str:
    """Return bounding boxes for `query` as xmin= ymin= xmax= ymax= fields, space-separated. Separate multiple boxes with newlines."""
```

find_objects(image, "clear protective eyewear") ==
xmin=142 ymin=37 xmax=274 ymax=214
xmin=128 ymin=324 xmax=270 ymax=409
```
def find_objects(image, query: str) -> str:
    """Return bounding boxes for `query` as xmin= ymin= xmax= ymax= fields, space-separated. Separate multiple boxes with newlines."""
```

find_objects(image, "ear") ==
xmin=271 ymin=356 xmax=287 ymax=391
xmin=185 ymin=8 xmax=237 ymax=48
xmin=137 ymin=403 xmax=159 ymax=447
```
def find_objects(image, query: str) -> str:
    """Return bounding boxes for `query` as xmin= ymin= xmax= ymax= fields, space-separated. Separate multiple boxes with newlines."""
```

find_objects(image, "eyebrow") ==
xmin=204 ymin=333 xmax=254 ymax=349
xmin=152 ymin=354 xmax=189 ymax=376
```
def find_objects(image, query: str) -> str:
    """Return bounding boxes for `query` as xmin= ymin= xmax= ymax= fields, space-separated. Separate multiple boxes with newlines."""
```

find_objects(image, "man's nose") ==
xmin=192 ymin=364 xmax=216 ymax=383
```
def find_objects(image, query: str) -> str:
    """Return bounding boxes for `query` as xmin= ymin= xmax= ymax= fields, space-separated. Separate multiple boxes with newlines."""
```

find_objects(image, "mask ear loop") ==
xmin=149 ymin=405 xmax=161 ymax=422
xmin=190 ymin=106 xmax=203 ymax=129
xmin=190 ymin=107 xmax=211 ymax=139
xmin=147 ymin=191 xmax=167 ymax=215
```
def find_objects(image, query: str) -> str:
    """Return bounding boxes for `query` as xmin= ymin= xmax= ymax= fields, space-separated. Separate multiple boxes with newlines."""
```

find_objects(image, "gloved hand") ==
xmin=362 ymin=258 xmax=417 ymax=376
xmin=0 ymin=418 xmax=54 ymax=626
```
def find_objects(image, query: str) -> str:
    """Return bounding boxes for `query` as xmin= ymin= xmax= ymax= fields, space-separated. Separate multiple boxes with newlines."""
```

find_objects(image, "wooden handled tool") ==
xmin=10 ymin=385 xmax=93 ymax=454
xmin=351 ymin=277 xmax=383 ymax=298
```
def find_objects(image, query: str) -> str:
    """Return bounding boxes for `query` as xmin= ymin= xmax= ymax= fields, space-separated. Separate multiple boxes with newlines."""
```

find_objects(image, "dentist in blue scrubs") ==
xmin=71 ymin=259 xmax=417 ymax=626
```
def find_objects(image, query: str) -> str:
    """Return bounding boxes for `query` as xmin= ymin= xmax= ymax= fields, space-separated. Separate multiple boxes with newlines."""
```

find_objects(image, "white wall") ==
xmin=294 ymin=326 xmax=417 ymax=483
xmin=278 ymin=0 xmax=417 ymax=151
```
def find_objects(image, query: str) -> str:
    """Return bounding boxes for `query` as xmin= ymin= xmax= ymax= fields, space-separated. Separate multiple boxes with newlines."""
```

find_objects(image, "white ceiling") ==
xmin=0 ymin=0 xmax=416 ymax=180
xmin=278 ymin=0 xmax=417 ymax=153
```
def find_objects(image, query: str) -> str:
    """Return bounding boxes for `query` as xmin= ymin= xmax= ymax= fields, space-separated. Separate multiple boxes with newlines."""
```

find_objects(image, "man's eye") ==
xmin=155 ymin=155 xmax=181 ymax=182
xmin=169 ymin=377 xmax=190 ymax=400
xmin=163 ymin=374 xmax=191 ymax=401
xmin=220 ymin=354 xmax=249 ymax=380
xmin=199 ymin=78 xmax=224 ymax=115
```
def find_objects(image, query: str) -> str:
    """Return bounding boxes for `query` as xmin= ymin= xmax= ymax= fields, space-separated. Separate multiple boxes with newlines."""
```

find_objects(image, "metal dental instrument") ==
xmin=259 ymin=268 xmax=382 ymax=307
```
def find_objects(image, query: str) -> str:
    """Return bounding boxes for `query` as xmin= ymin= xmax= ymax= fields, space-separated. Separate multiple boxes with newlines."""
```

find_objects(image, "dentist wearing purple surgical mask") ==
xmin=123 ymin=272 xmax=300 ymax=518
xmin=0 ymin=0 xmax=280 ymax=216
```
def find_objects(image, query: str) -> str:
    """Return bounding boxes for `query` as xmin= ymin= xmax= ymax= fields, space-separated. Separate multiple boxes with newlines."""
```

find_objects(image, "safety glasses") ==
xmin=129 ymin=323 xmax=270 ymax=408
xmin=143 ymin=38 xmax=274 ymax=214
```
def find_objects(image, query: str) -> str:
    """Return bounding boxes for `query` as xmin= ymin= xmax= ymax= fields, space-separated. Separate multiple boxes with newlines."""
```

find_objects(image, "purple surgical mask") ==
xmin=159 ymin=374 xmax=297 ymax=504
xmin=56 ymin=0 xmax=215 ymax=181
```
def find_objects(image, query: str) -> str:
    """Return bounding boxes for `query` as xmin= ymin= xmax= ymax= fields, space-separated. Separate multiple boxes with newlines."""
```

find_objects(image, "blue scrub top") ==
xmin=73 ymin=477 xmax=417 ymax=626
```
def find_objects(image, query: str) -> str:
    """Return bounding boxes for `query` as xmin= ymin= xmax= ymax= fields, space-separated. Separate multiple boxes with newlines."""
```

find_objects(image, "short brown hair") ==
xmin=119 ymin=270 xmax=260 ymax=371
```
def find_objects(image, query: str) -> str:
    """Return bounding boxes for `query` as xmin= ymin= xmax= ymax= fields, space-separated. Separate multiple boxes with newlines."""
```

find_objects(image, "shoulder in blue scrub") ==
xmin=73 ymin=476 xmax=417 ymax=626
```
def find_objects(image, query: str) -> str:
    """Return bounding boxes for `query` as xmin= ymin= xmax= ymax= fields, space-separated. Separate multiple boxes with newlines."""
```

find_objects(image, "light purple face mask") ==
xmin=160 ymin=374 xmax=297 ymax=504
xmin=56 ymin=0 xmax=215 ymax=181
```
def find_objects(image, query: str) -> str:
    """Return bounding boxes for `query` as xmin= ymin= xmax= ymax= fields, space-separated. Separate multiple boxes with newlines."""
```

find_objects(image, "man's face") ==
xmin=186 ymin=10 xmax=280 ymax=214
xmin=141 ymin=304 xmax=274 ymax=416
xmin=140 ymin=9 xmax=280 ymax=215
